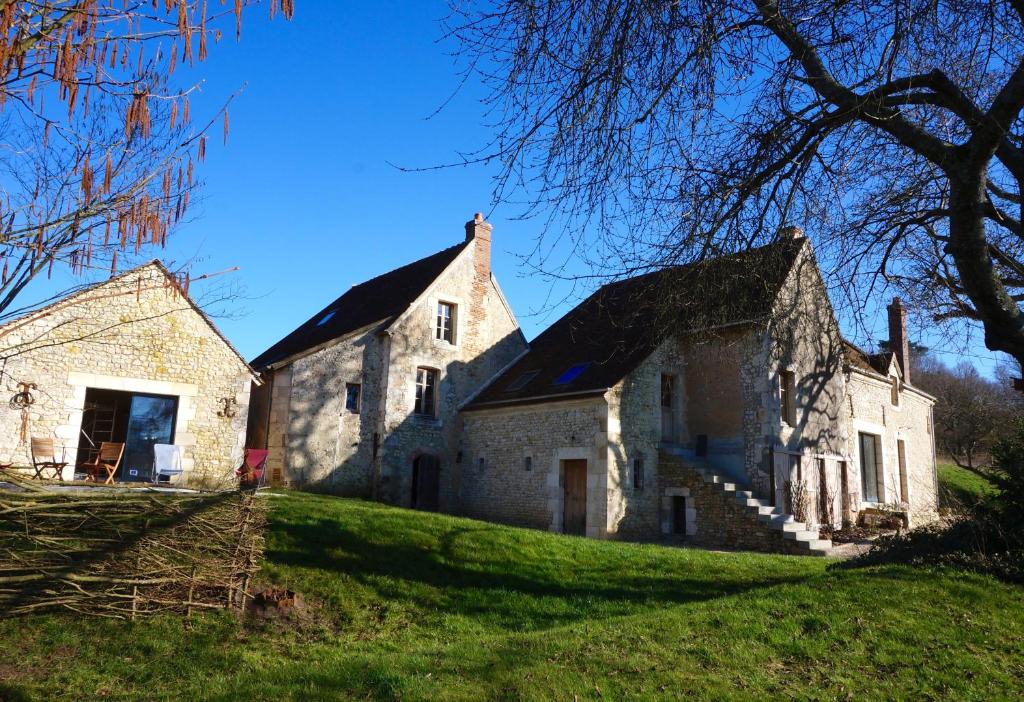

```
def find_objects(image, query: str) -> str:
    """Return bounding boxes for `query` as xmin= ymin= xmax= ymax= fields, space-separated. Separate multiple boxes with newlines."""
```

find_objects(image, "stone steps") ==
xmin=661 ymin=448 xmax=833 ymax=557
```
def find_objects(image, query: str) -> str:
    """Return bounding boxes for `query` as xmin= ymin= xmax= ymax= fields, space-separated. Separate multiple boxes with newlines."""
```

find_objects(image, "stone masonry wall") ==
xmin=459 ymin=398 xmax=607 ymax=536
xmin=0 ymin=264 xmax=252 ymax=484
xmin=267 ymin=234 xmax=526 ymax=506
xmin=846 ymin=369 xmax=938 ymax=525
xmin=376 ymin=240 xmax=525 ymax=511
xmin=658 ymin=452 xmax=811 ymax=554
xmin=606 ymin=341 xmax=678 ymax=540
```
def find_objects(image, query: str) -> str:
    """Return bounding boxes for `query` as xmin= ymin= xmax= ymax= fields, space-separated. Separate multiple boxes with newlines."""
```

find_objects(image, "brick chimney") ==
xmin=465 ymin=212 xmax=492 ymax=278
xmin=779 ymin=225 xmax=805 ymax=240
xmin=887 ymin=297 xmax=910 ymax=384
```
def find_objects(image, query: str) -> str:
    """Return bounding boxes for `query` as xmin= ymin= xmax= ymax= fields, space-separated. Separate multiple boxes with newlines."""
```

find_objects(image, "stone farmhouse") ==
xmin=0 ymin=262 xmax=255 ymax=485
xmin=249 ymin=217 xmax=938 ymax=555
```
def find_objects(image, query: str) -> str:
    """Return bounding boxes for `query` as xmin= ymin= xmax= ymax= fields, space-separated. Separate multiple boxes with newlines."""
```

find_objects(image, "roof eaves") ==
xmin=462 ymin=387 xmax=608 ymax=412
xmin=258 ymin=317 xmax=392 ymax=370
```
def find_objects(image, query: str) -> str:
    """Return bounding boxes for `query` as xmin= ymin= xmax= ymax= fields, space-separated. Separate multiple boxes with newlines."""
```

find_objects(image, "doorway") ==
xmin=411 ymin=454 xmax=441 ymax=511
xmin=671 ymin=495 xmax=688 ymax=536
xmin=76 ymin=388 xmax=178 ymax=482
xmin=562 ymin=459 xmax=587 ymax=535
xmin=660 ymin=374 xmax=676 ymax=442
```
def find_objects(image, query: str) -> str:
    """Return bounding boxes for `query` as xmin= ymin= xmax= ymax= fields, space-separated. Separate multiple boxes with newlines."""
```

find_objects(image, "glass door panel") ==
xmin=121 ymin=394 xmax=177 ymax=482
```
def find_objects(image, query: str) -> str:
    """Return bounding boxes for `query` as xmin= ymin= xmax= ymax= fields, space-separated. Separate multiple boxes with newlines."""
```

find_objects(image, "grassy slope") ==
xmin=1 ymin=492 xmax=1022 ymax=701
xmin=938 ymin=462 xmax=998 ymax=507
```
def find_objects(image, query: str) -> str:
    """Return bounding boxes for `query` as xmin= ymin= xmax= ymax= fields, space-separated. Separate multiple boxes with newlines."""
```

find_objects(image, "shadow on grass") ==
xmin=263 ymin=506 xmax=813 ymax=631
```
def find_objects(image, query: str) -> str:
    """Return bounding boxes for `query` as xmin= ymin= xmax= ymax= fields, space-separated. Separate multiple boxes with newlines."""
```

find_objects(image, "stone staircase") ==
xmin=661 ymin=448 xmax=833 ymax=557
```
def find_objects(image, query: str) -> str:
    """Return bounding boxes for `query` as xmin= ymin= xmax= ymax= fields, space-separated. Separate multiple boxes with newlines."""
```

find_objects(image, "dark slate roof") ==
xmin=466 ymin=238 xmax=807 ymax=409
xmin=252 ymin=241 xmax=469 ymax=368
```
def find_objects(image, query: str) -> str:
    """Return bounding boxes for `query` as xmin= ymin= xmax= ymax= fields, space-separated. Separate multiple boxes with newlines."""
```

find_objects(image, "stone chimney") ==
xmin=465 ymin=212 xmax=492 ymax=278
xmin=887 ymin=297 xmax=910 ymax=384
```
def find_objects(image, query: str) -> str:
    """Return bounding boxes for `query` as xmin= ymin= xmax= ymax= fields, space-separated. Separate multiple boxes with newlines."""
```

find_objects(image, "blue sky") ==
xmin=23 ymin=1 xmax=1008 ymax=375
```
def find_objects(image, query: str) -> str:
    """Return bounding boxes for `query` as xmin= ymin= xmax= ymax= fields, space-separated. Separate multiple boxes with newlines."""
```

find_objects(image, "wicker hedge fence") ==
xmin=0 ymin=476 xmax=266 ymax=619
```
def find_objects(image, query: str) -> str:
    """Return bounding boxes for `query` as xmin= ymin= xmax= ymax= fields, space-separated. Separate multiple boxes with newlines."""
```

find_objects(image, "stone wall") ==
xmin=0 ymin=264 xmax=252 ymax=484
xmin=606 ymin=340 xmax=677 ymax=540
xmin=459 ymin=398 xmax=608 ymax=536
xmin=373 ymin=239 xmax=525 ymax=510
xmin=658 ymin=452 xmax=812 ymax=554
xmin=846 ymin=368 xmax=938 ymax=525
xmin=262 ymin=233 xmax=526 ymax=505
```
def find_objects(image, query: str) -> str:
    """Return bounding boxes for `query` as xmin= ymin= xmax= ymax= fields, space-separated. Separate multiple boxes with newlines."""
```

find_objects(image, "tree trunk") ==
xmin=947 ymin=169 xmax=1024 ymax=369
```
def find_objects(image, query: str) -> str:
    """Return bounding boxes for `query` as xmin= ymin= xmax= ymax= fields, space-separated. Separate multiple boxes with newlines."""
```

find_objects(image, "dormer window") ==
xmin=436 ymin=302 xmax=455 ymax=344
xmin=890 ymin=376 xmax=900 ymax=406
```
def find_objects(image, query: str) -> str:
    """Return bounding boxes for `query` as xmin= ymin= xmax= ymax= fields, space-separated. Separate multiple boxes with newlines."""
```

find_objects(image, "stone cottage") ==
xmin=246 ymin=214 xmax=526 ymax=510
xmin=251 ymin=218 xmax=938 ymax=555
xmin=0 ymin=261 xmax=256 ymax=484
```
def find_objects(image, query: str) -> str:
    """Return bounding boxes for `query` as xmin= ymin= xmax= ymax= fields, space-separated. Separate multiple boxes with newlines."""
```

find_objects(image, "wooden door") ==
xmin=660 ymin=374 xmax=676 ymax=442
xmin=412 ymin=455 xmax=441 ymax=512
xmin=562 ymin=460 xmax=587 ymax=535
xmin=897 ymin=440 xmax=909 ymax=504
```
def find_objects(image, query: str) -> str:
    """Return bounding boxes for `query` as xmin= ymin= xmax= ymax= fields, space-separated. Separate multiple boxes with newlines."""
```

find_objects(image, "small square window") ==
xmin=436 ymin=302 xmax=456 ymax=344
xmin=345 ymin=383 xmax=361 ymax=413
xmin=414 ymin=367 xmax=438 ymax=416
xmin=633 ymin=456 xmax=645 ymax=491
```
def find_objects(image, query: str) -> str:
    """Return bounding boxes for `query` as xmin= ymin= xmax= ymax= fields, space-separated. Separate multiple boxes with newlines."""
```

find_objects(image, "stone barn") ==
xmin=0 ymin=261 xmax=256 ymax=485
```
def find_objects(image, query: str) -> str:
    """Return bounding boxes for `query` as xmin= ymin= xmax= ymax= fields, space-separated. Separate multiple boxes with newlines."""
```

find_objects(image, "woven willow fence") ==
xmin=0 ymin=475 xmax=266 ymax=619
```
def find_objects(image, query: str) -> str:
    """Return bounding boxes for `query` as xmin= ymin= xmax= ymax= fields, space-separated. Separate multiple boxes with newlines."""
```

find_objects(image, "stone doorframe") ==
xmin=56 ymin=371 xmax=200 ymax=479
xmin=660 ymin=486 xmax=697 ymax=536
xmin=547 ymin=445 xmax=606 ymax=538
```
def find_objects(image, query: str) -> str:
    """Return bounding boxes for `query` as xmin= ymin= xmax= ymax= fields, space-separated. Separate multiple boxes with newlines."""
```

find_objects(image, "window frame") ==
xmin=632 ymin=455 xmax=645 ymax=491
xmin=779 ymin=369 xmax=797 ymax=426
xmin=414 ymin=367 xmax=439 ymax=417
xmin=858 ymin=431 xmax=883 ymax=503
xmin=435 ymin=301 xmax=456 ymax=344
xmin=344 ymin=383 xmax=361 ymax=414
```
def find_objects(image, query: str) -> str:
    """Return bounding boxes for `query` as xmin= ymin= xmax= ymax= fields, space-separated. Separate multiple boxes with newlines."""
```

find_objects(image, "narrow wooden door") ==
xmin=412 ymin=455 xmax=441 ymax=512
xmin=562 ymin=460 xmax=587 ymax=535
xmin=660 ymin=374 xmax=676 ymax=442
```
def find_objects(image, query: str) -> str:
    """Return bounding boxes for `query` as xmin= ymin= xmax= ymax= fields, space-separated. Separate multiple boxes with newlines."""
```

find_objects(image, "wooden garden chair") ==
xmin=80 ymin=441 xmax=125 ymax=485
xmin=30 ymin=437 xmax=68 ymax=481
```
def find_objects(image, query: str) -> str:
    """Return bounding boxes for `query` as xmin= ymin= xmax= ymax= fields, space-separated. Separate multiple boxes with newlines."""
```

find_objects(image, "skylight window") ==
xmin=553 ymin=362 xmax=590 ymax=385
xmin=316 ymin=310 xmax=336 ymax=327
xmin=504 ymin=369 xmax=540 ymax=393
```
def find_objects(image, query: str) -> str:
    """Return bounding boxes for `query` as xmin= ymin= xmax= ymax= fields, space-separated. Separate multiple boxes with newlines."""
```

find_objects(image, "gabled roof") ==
xmin=465 ymin=238 xmax=807 ymax=409
xmin=251 ymin=241 xmax=469 ymax=369
xmin=0 ymin=260 xmax=258 ymax=380
xmin=842 ymin=341 xmax=900 ymax=379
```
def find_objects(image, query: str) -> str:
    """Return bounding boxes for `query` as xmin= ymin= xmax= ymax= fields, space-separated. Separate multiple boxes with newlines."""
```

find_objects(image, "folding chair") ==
xmin=80 ymin=442 xmax=125 ymax=485
xmin=235 ymin=448 xmax=270 ymax=489
xmin=30 ymin=437 xmax=68 ymax=481
xmin=152 ymin=444 xmax=184 ymax=484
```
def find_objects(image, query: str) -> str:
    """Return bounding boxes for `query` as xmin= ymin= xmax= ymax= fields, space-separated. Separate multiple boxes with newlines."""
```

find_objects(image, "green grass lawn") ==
xmin=1 ymin=491 xmax=1022 ymax=701
xmin=938 ymin=462 xmax=999 ymax=507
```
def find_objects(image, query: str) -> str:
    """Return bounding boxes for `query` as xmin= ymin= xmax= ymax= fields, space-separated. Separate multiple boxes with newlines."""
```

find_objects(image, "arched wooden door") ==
xmin=411 ymin=454 xmax=441 ymax=511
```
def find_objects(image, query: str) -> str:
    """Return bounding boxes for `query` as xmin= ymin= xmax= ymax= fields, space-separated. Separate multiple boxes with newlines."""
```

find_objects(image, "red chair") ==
xmin=235 ymin=448 xmax=270 ymax=488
